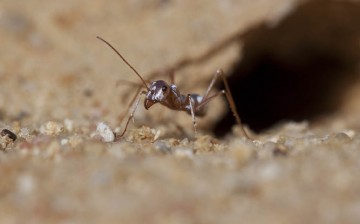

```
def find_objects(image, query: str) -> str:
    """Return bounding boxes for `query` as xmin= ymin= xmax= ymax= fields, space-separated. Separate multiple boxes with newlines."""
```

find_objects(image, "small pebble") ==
xmin=63 ymin=119 xmax=74 ymax=132
xmin=154 ymin=140 xmax=172 ymax=154
xmin=343 ymin=130 xmax=355 ymax=139
xmin=40 ymin=121 xmax=64 ymax=136
xmin=153 ymin=129 xmax=161 ymax=141
xmin=1 ymin=129 xmax=17 ymax=142
xmin=334 ymin=132 xmax=352 ymax=143
xmin=0 ymin=129 xmax=17 ymax=149
xmin=174 ymin=147 xmax=193 ymax=158
xmin=18 ymin=128 xmax=31 ymax=140
xmin=96 ymin=122 xmax=115 ymax=142
xmin=60 ymin=138 xmax=69 ymax=146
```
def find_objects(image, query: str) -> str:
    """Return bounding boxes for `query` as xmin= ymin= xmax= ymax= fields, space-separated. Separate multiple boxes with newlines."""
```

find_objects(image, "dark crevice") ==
xmin=214 ymin=0 xmax=360 ymax=136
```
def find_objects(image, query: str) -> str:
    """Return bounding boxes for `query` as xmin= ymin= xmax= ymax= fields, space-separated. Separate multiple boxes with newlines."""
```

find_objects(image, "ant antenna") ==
xmin=96 ymin=36 xmax=149 ymax=90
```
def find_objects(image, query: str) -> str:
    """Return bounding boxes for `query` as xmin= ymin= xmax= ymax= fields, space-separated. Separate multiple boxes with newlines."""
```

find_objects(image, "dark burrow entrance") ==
xmin=213 ymin=0 xmax=360 ymax=136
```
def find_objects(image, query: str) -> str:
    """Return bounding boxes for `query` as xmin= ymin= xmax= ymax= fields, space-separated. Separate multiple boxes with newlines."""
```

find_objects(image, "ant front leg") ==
xmin=188 ymin=94 xmax=198 ymax=136
xmin=115 ymin=90 xmax=146 ymax=141
xmin=117 ymin=85 xmax=143 ymax=123
xmin=197 ymin=69 xmax=250 ymax=139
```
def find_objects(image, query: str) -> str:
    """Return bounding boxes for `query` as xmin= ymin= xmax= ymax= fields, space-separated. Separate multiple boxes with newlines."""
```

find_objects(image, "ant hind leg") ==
xmin=197 ymin=69 xmax=250 ymax=139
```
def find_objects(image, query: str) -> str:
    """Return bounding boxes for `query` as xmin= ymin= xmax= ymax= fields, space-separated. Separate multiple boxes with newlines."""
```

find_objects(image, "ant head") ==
xmin=144 ymin=80 xmax=170 ymax=110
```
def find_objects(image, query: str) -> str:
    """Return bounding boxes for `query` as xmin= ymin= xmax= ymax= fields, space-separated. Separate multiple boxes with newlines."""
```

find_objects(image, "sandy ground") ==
xmin=1 ymin=0 xmax=360 ymax=223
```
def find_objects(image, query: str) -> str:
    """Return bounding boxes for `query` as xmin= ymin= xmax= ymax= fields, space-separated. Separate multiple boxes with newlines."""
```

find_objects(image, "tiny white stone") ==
xmin=343 ymin=130 xmax=355 ymax=139
xmin=60 ymin=138 xmax=68 ymax=145
xmin=96 ymin=122 xmax=115 ymax=142
xmin=153 ymin=130 xmax=161 ymax=141
xmin=64 ymin=119 xmax=74 ymax=132
xmin=174 ymin=148 xmax=194 ymax=158
xmin=19 ymin=128 xmax=30 ymax=136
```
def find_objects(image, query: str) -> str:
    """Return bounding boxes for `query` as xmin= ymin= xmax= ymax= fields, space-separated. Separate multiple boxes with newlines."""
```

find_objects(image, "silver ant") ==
xmin=96 ymin=36 xmax=249 ymax=140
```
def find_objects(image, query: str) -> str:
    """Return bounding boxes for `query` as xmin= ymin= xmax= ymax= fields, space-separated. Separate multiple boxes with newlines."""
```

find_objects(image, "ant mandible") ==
xmin=96 ymin=36 xmax=250 ymax=140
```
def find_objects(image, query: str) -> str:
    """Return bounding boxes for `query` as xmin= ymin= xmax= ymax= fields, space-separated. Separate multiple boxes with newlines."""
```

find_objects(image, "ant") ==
xmin=96 ymin=36 xmax=250 ymax=140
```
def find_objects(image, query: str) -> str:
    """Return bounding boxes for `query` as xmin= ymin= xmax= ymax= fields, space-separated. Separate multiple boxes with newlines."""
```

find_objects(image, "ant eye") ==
xmin=162 ymin=86 xmax=167 ymax=92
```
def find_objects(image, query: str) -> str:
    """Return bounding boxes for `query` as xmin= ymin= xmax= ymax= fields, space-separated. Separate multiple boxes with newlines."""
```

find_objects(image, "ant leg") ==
xmin=188 ymin=95 xmax=198 ymax=136
xmin=198 ymin=69 xmax=250 ymax=139
xmin=197 ymin=90 xmax=224 ymax=109
xmin=115 ymin=90 xmax=146 ymax=140
xmin=202 ymin=70 xmax=221 ymax=100
xmin=118 ymin=85 xmax=143 ymax=123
